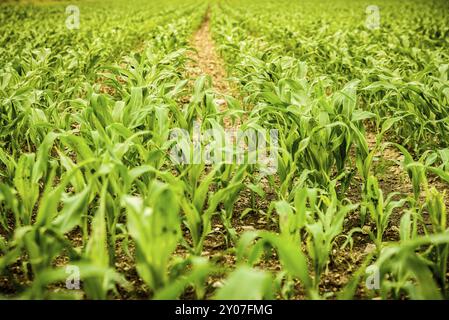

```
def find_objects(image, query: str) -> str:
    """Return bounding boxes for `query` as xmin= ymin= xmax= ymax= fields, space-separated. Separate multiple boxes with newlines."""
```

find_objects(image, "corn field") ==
xmin=0 ymin=0 xmax=449 ymax=301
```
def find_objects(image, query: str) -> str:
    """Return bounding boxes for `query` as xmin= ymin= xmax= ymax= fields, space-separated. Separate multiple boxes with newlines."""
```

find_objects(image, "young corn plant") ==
xmin=422 ymin=188 xmax=448 ymax=292
xmin=214 ymin=266 xmax=274 ymax=300
xmin=374 ymin=232 xmax=449 ymax=299
xmin=82 ymin=182 xmax=128 ymax=299
xmin=392 ymin=143 xmax=429 ymax=202
xmin=302 ymin=182 xmax=358 ymax=290
xmin=363 ymin=175 xmax=407 ymax=252
xmin=0 ymin=151 xmax=95 ymax=297
xmin=236 ymin=230 xmax=317 ymax=299
xmin=122 ymin=180 xmax=181 ymax=293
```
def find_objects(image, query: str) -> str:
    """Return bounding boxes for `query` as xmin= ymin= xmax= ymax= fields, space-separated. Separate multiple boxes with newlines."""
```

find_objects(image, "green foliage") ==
xmin=1 ymin=0 xmax=448 ymax=301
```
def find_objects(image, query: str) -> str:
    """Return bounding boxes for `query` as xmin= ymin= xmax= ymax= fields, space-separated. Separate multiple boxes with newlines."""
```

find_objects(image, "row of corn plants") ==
xmin=219 ymin=0 xmax=449 ymax=153
xmin=0 ymin=0 xmax=448 ymax=300
xmin=210 ymin=1 xmax=449 ymax=299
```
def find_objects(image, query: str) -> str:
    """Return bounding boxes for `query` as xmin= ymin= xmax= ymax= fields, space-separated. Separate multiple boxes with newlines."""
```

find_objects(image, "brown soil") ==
xmin=187 ymin=12 xmax=231 ymax=96
xmin=186 ymin=10 xmax=241 ymax=132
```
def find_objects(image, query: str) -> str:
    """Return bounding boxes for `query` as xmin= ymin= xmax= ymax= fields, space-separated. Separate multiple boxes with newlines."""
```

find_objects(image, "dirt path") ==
xmin=187 ymin=12 xmax=231 ymax=97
